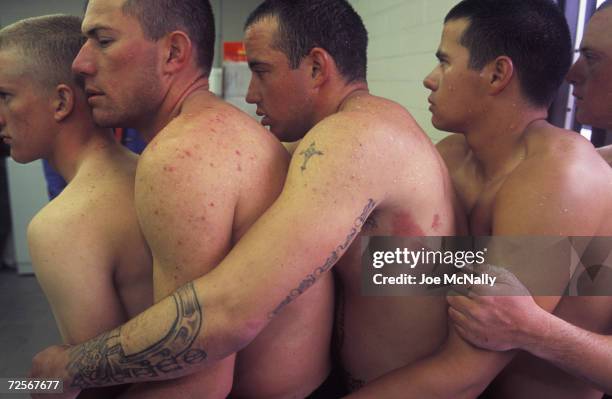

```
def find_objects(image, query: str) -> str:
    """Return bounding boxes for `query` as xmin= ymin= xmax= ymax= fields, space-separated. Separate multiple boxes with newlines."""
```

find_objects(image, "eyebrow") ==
xmin=83 ymin=25 xmax=115 ymax=37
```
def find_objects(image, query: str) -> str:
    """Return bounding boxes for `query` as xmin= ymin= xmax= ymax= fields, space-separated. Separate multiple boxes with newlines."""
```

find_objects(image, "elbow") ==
xmin=200 ymin=293 xmax=267 ymax=361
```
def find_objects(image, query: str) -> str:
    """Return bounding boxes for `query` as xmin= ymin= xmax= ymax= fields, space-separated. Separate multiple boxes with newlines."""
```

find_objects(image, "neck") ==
xmin=312 ymin=80 xmax=369 ymax=124
xmin=138 ymin=74 xmax=210 ymax=142
xmin=466 ymin=103 xmax=548 ymax=180
xmin=47 ymin=117 xmax=116 ymax=183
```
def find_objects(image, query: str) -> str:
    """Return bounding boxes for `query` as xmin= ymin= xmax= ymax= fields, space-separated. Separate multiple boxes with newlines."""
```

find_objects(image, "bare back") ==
xmin=332 ymin=94 xmax=459 ymax=388
xmin=29 ymin=141 xmax=152 ymax=344
xmin=438 ymin=126 xmax=612 ymax=399
xmin=28 ymin=140 xmax=153 ymax=398
xmin=132 ymin=91 xmax=333 ymax=399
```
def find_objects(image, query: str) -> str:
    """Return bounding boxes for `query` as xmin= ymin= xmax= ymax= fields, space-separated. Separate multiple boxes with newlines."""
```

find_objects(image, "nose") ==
xmin=245 ymin=75 xmax=260 ymax=105
xmin=423 ymin=68 xmax=438 ymax=91
xmin=566 ymin=57 xmax=584 ymax=86
xmin=72 ymin=40 xmax=96 ymax=77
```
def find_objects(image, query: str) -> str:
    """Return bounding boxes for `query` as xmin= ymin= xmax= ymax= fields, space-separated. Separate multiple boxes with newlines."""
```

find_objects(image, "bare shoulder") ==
xmin=515 ymin=126 xmax=611 ymax=187
xmin=144 ymin=93 xmax=286 ymax=173
xmin=307 ymin=94 xmax=433 ymax=158
xmin=495 ymin=126 xmax=612 ymax=234
xmin=27 ymin=191 xmax=111 ymax=275
xmin=436 ymin=134 xmax=469 ymax=169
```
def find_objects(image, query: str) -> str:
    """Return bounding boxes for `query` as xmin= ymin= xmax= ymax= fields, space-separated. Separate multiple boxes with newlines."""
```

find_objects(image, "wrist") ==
xmin=518 ymin=305 xmax=555 ymax=355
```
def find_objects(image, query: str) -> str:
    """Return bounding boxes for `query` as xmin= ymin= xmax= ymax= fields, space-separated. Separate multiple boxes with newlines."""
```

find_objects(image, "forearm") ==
xmin=522 ymin=310 xmax=612 ymax=394
xmin=345 ymin=335 xmax=513 ymax=399
xmin=61 ymin=282 xmax=245 ymax=390
xmin=345 ymin=362 xmax=484 ymax=399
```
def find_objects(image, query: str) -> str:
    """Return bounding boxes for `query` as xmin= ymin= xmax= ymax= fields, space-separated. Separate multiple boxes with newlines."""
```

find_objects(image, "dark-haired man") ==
xmin=406 ymin=0 xmax=612 ymax=398
xmin=447 ymin=1 xmax=612 ymax=396
xmin=30 ymin=0 xmax=459 ymax=398
xmin=68 ymin=0 xmax=333 ymax=398
xmin=0 ymin=14 xmax=152 ymax=398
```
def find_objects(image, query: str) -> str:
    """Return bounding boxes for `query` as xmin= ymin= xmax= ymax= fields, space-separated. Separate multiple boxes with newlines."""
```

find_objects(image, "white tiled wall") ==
xmin=350 ymin=0 xmax=458 ymax=143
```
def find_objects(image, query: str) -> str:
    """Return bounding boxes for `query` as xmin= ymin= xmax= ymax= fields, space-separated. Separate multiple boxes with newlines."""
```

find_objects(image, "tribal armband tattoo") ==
xmin=67 ymin=282 xmax=206 ymax=389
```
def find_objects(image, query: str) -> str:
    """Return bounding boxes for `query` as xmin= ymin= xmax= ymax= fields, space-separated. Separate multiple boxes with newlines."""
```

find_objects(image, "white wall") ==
xmin=0 ymin=0 xmax=83 ymax=26
xmin=350 ymin=0 xmax=458 ymax=143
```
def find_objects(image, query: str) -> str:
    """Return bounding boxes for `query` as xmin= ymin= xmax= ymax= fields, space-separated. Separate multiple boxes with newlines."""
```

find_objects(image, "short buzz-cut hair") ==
xmin=0 ymin=15 xmax=85 ymax=90
xmin=445 ymin=0 xmax=572 ymax=108
xmin=120 ymin=0 xmax=215 ymax=76
xmin=245 ymin=0 xmax=368 ymax=84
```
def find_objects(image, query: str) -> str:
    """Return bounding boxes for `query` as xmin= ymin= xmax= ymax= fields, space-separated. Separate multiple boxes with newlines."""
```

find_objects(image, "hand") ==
xmin=446 ymin=264 xmax=546 ymax=352
xmin=29 ymin=344 xmax=80 ymax=399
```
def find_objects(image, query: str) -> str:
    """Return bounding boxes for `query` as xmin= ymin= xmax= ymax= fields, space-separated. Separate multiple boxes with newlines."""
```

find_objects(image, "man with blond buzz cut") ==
xmin=447 ymin=1 xmax=612 ymax=395
xmin=0 ymin=14 xmax=152 ymax=398
xmin=30 ymin=0 xmax=459 ymax=398
xmin=70 ymin=0 xmax=334 ymax=398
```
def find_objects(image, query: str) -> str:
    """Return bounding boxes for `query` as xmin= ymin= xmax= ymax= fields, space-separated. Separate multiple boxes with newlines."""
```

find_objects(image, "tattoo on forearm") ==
xmin=269 ymin=199 xmax=376 ymax=318
xmin=298 ymin=142 xmax=324 ymax=172
xmin=67 ymin=282 xmax=206 ymax=389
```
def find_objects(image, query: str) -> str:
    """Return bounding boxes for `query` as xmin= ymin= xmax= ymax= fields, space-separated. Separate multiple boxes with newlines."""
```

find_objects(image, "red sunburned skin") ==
xmin=392 ymin=212 xmax=425 ymax=236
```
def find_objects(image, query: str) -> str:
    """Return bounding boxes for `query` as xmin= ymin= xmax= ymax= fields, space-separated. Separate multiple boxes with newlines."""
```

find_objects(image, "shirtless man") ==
xmin=0 ymin=15 xmax=152 ymax=398
xmin=448 ymin=1 xmax=612 ymax=395
xmin=418 ymin=0 xmax=612 ymax=398
xmin=29 ymin=0 xmax=458 ymax=397
xmin=70 ymin=0 xmax=332 ymax=398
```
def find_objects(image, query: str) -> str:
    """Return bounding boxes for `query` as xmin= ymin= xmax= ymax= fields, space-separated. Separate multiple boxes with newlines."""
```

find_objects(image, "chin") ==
xmin=11 ymin=153 xmax=36 ymax=164
xmin=92 ymin=111 xmax=124 ymax=129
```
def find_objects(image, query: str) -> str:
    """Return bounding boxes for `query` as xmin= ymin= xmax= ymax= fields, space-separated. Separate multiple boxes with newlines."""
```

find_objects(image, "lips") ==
xmin=256 ymin=109 xmax=271 ymax=126
xmin=85 ymin=87 xmax=104 ymax=99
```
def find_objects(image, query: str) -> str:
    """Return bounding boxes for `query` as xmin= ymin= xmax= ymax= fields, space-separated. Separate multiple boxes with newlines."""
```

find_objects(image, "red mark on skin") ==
xmin=392 ymin=213 xmax=425 ymax=235
xmin=431 ymin=214 xmax=441 ymax=230
xmin=209 ymin=202 xmax=215 ymax=207
xmin=183 ymin=150 xmax=192 ymax=157
xmin=163 ymin=165 xmax=176 ymax=172
xmin=235 ymin=150 xmax=241 ymax=156
xmin=237 ymin=164 xmax=242 ymax=171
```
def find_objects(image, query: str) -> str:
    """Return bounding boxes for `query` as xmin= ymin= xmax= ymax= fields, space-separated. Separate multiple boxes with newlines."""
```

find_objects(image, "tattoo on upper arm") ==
xmin=298 ymin=142 xmax=324 ymax=172
xmin=269 ymin=199 xmax=376 ymax=318
xmin=67 ymin=282 xmax=206 ymax=389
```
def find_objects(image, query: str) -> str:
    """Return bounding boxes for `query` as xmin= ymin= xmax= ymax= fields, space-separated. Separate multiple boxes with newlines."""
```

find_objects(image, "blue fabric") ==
xmin=42 ymin=129 xmax=146 ymax=200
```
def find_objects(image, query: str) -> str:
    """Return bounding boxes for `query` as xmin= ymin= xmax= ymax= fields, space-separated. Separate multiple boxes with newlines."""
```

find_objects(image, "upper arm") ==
xmin=490 ymin=158 xmax=598 ymax=312
xmin=493 ymin=156 xmax=602 ymax=236
xmin=28 ymin=214 xmax=126 ymax=344
xmin=202 ymin=115 xmax=389 ymax=332
xmin=135 ymin=137 xmax=239 ymax=295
